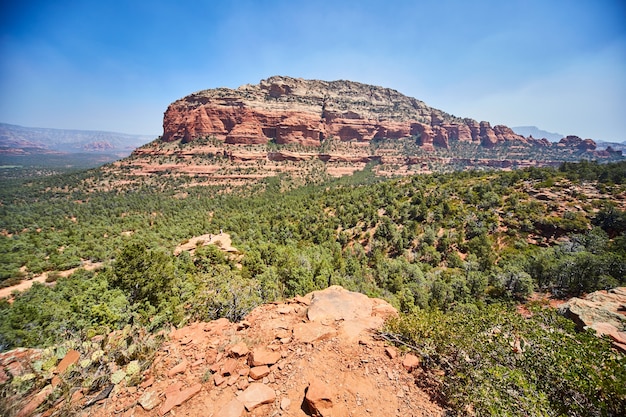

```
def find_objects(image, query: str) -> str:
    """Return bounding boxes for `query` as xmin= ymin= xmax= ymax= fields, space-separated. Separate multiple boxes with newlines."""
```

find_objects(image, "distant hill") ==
xmin=0 ymin=123 xmax=154 ymax=156
xmin=512 ymin=126 xmax=563 ymax=142
xmin=596 ymin=140 xmax=626 ymax=152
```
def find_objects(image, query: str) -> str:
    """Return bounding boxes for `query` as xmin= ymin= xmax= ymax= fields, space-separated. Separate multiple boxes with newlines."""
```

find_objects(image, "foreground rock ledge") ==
xmin=3 ymin=286 xmax=444 ymax=417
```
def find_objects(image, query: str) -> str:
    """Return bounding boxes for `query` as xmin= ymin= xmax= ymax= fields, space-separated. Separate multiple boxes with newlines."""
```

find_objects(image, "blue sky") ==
xmin=1 ymin=0 xmax=625 ymax=141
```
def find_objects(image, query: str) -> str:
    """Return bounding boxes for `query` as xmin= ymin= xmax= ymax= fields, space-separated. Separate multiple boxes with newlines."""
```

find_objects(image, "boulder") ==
xmin=558 ymin=287 xmax=626 ymax=331
xmin=559 ymin=287 xmax=626 ymax=351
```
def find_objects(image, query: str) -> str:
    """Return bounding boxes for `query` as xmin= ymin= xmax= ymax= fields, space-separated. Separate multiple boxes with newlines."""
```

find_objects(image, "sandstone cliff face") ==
xmin=162 ymin=76 xmax=530 ymax=148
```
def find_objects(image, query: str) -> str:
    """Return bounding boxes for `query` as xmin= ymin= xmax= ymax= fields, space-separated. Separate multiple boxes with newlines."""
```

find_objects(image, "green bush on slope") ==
xmin=386 ymin=304 xmax=626 ymax=416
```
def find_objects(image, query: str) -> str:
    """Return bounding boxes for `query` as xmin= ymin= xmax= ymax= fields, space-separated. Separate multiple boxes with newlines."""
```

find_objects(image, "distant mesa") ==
xmin=162 ymin=76 xmax=543 ymax=149
xmin=512 ymin=126 xmax=564 ymax=142
xmin=0 ymin=123 xmax=153 ymax=156
xmin=111 ymin=76 xmax=622 ymax=187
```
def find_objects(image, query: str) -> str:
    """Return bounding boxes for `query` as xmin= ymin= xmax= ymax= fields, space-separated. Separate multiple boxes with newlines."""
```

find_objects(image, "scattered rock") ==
xmin=10 ymin=286 xmax=445 ymax=417
xmin=167 ymin=359 xmax=188 ymax=377
xmin=16 ymin=384 xmax=53 ymax=417
xmin=249 ymin=365 xmax=270 ymax=380
xmin=55 ymin=349 xmax=80 ymax=374
xmin=402 ymin=353 xmax=420 ymax=371
xmin=140 ymin=375 xmax=155 ymax=388
xmin=238 ymin=383 xmax=276 ymax=411
xmin=138 ymin=389 xmax=160 ymax=411
xmin=280 ymin=397 xmax=291 ymax=411
xmin=221 ymin=358 xmax=239 ymax=375
xmin=277 ymin=306 xmax=292 ymax=314
xmin=216 ymin=398 xmax=245 ymax=417
xmin=294 ymin=295 xmax=311 ymax=306
xmin=214 ymin=374 xmax=226 ymax=386
xmin=229 ymin=342 xmax=249 ymax=357
xmin=159 ymin=383 xmax=202 ymax=416
xmin=305 ymin=379 xmax=333 ymax=417
xmin=248 ymin=348 xmax=281 ymax=366
xmin=236 ymin=378 xmax=249 ymax=390
xmin=385 ymin=346 xmax=397 ymax=359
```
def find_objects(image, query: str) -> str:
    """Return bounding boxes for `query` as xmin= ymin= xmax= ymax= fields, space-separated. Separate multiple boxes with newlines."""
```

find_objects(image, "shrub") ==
xmin=386 ymin=304 xmax=626 ymax=416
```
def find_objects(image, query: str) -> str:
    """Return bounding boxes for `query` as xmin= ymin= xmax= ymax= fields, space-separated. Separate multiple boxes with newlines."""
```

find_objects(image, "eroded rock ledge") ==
xmin=162 ymin=76 xmax=537 ymax=149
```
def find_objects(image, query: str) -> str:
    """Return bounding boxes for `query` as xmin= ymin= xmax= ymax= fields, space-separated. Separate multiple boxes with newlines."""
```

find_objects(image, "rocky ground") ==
xmin=1 ymin=286 xmax=445 ymax=417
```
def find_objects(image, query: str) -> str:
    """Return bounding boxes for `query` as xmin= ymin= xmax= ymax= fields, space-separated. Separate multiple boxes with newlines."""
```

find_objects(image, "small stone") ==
xmin=237 ymin=379 xmax=249 ymax=391
xmin=385 ymin=347 xmax=397 ymax=359
xmin=159 ymin=383 xmax=202 ymax=416
xmin=294 ymin=295 xmax=311 ymax=306
xmin=227 ymin=375 xmax=239 ymax=386
xmin=277 ymin=306 xmax=292 ymax=314
xmin=55 ymin=350 xmax=80 ymax=374
xmin=221 ymin=358 xmax=239 ymax=375
xmin=305 ymin=379 xmax=333 ymax=417
xmin=141 ymin=376 xmax=155 ymax=389
xmin=249 ymin=365 xmax=270 ymax=380
xmin=249 ymin=348 xmax=281 ymax=366
xmin=216 ymin=398 xmax=245 ymax=417
xmin=205 ymin=349 xmax=218 ymax=365
xmin=214 ymin=374 xmax=226 ymax=386
xmin=402 ymin=353 xmax=420 ymax=371
xmin=280 ymin=397 xmax=291 ymax=411
xmin=239 ymin=367 xmax=250 ymax=377
xmin=238 ymin=383 xmax=276 ymax=411
xmin=138 ymin=390 xmax=160 ymax=411
xmin=229 ymin=342 xmax=249 ymax=357
xmin=167 ymin=359 xmax=188 ymax=377
xmin=275 ymin=328 xmax=291 ymax=339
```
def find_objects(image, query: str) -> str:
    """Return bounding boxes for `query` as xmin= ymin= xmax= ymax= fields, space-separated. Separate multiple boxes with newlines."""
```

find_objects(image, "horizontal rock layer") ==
xmin=162 ymin=76 xmax=538 ymax=149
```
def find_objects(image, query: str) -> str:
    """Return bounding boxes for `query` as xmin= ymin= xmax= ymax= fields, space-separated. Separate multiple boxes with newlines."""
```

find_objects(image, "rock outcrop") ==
xmin=1 ymin=286 xmax=443 ymax=417
xmin=162 ymin=76 xmax=530 ymax=148
xmin=559 ymin=287 xmax=626 ymax=352
xmin=100 ymin=76 xmax=620 ymax=188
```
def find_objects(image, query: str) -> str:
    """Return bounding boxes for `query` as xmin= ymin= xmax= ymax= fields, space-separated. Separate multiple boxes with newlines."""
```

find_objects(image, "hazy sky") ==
xmin=1 ymin=0 xmax=625 ymax=141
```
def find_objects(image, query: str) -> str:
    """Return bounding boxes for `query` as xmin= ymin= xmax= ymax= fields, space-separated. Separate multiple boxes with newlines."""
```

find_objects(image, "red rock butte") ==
xmin=162 ymin=75 xmax=538 ymax=149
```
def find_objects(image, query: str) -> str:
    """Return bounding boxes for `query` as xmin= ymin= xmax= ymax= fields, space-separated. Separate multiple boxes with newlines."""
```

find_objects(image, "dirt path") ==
xmin=0 ymin=261 xmax=103 ymax=299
